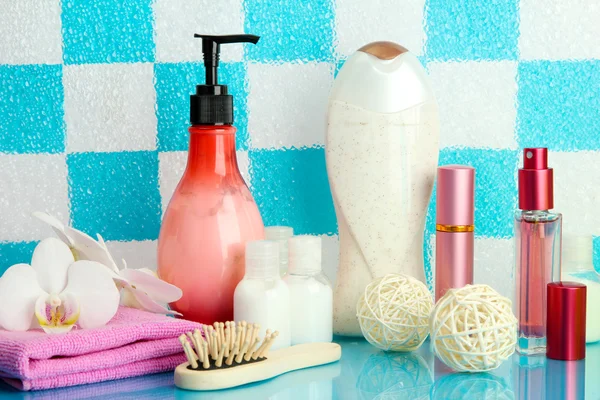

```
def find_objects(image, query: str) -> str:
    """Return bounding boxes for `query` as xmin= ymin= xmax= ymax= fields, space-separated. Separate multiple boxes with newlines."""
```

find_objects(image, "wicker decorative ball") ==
xmin=356 ymin=274 xmax=434 ymax=351
xmin=430 ymin=284 xmax=517 ymax=372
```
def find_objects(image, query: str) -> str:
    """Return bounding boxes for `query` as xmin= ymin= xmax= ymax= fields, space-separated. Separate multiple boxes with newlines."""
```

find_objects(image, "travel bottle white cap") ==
xmin=288 ymin=235 xmax=322 ymax=274
xmin=245 ymin=240 xmax=280 ymax=279
xmin=563 ymin=235 xmax=593 ymax=272
xmin=265 ymin=226 xmax=294 ymax=272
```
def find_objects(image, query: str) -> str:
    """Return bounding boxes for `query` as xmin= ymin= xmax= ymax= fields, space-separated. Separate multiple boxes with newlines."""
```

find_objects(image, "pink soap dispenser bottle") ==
xmin=158 ymin=34 xmax=264 ymax=324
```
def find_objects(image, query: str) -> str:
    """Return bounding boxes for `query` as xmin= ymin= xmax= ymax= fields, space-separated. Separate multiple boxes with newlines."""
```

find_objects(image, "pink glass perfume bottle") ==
xmin=157 ymin=35 xmax=264 ymax=324
xmin=515 ymin=148 xmax=562 ymax=355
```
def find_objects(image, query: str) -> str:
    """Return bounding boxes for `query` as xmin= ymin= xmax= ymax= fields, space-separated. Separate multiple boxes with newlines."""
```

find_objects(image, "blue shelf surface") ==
xmin=0 ymin=336 xmax=597 ymax=399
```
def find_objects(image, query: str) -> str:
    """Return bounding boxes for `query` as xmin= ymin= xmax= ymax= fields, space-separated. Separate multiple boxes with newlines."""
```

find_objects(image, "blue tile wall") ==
xmin=0 ymin=241 xmax=38 ymax=275
xmin=249 ymin=147 xmax=337 ymax=235
xmin=2 ymin=0 xmax=600 ymax=280
xmin=62 ymin=0 xmax=155 ymax=64
xmin=517 ymin=60 xmax=600 ymax=151
xmin=244 ymin=0 xmax=335 ymax=62
xmin=425 ymin=0 xmax=519 ymax=61
xmin=0 ymin=65 xmax=64 ymax=154
xmin=67 ymin=151 xmax=162 ymax=241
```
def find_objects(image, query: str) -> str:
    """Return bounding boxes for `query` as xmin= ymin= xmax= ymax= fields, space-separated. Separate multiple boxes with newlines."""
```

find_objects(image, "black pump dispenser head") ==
xmin=190 ymin=34 xmax=260 ymax=125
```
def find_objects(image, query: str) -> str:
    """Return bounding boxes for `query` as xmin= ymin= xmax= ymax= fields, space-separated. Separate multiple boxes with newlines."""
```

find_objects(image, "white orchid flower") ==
xmin=0 ymin=238 xmax=120 ymax=334
xmin=33 ymin=212 xmax=183 ymax=316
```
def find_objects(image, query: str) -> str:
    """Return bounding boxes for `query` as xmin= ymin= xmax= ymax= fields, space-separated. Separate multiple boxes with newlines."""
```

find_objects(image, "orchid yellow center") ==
xmin=70 ymin=247 xmax=80 ymax=261
xmin=34 ymin=293 xmax=80 ymax=334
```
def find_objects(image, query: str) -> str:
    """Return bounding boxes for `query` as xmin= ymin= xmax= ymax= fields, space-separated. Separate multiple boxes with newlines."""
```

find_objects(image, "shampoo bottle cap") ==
xmin=245 ymin=240 xmax=280 ymax=279
xmin=191 ymin=34 xmax=259 ymax=126
xmin=288 ymin=235 xmax=322 ymax=275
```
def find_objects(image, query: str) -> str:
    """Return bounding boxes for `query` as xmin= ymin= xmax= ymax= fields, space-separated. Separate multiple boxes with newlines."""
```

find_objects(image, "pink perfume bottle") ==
xmin=515 ymin=148 xmax=562 ymax=355
xmin=157 ymin=35 xmax=264 ymax=324
xmin=435 ymin=165 xmax=475 ymax=301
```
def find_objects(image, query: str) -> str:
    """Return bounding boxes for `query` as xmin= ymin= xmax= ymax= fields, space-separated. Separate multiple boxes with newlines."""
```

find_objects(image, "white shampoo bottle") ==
xmin=326 ymin=42 xmax=439 ymax=336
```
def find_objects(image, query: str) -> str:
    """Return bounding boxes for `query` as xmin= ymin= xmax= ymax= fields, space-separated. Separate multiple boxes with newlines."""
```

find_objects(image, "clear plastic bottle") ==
xmin=515 ymin=148 xmax=562 ymax=355
xmin=234 ymin=240 xmax=291 ymax=350
xmin=265 ymin=226 xmax=294 ymax=276
xmin=562 ymin=235 xmax=600 ymax=343
xmin=284 ymin=235 xmax=333 ymax=344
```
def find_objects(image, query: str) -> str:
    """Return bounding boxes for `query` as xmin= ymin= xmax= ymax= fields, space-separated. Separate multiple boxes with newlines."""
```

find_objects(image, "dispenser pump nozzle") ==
xmin=190 ymin=34 xmax=260 ymax=126
xmin=194 ymin=34 xmax=260 ymax=86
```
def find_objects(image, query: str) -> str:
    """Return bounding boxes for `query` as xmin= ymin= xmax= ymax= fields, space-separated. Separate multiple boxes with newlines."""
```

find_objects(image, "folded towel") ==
xmin=0 ymin=307 xmax=201 ymax=391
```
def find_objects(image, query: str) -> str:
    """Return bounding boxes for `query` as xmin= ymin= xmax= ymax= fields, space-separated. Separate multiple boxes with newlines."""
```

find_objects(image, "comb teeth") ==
xmin=179 ymin=321 xmax=278 ymax=370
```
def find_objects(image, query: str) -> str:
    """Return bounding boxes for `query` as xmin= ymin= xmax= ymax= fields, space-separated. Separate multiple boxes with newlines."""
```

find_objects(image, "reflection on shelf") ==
xmin=432 ymin=371 xmax=513 ymax=400
xmin=356 ymin=351 xmax=433 ymax=399
xmin=511 ymin=352 xmax=586 ymax=400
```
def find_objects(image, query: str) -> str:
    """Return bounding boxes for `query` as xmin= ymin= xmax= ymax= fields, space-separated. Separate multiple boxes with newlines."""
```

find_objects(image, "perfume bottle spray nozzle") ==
xmin=523 ymin=148 xmax=548 ymax=170
xmin=518 ymin=147 xmax=554 ymax=211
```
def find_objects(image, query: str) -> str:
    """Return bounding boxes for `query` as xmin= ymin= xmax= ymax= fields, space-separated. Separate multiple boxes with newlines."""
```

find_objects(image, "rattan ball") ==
xmin=356 ymin=274 xmax=434 ymax=351
xmin=430 ymin=284 xmax=517 ymax=372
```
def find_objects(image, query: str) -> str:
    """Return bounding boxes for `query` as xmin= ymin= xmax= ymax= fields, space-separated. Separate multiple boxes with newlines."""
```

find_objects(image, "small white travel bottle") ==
xmin=284 ymin=235 xmax=333 ymax=344
xmin=562 ymin=235 xmax=600 ymax=343
xmin=234 ymin=240 xmax=291 ymax=350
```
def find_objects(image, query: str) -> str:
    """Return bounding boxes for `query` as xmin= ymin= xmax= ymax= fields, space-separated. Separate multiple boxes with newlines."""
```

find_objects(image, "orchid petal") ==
xmin=95 ymin=234 xmax=120 ymax=272
xmin=34 ymin=292 xmax=79 ymax=334
xmin=121 ymin=286 xmax=182 ymax=316
xmin=63 ymin=227 xmax=119 ymax=272
xmin=118 ymin=268 xmax=182 ymax=303
xmin=32 ymin=211 xmax=74 ymax=247
xmin=63 ymin=261 xmax=120 ymax=329
xmin=0 ymin=264 xmax=46 ymax=331
xmin=30 ymin=238 xmax=74 ymax=294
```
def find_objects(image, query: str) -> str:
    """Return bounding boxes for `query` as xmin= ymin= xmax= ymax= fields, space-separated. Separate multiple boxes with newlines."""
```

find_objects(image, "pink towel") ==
xmin=0 ymin=307 xmax=201 ymax=391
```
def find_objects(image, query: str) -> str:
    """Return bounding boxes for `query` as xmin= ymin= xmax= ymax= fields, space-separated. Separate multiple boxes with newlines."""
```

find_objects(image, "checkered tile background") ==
xmin=1 ymin=0 xmax=600 ymax=296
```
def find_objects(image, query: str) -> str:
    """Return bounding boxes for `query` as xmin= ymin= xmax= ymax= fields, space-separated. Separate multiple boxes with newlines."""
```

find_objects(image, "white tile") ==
xmin=0 ymin=154 xmax=68 ymax=242
xmin=0 ymin=0 xmax=62 ymax=64
xmin=154 ymin=0 xmax=244 ymax=63
xmin=248 ymin=63 xmax=332 ymax=149
xmin=321 ymin=234 xmax=339 ymax=286
xmin=552 ymin=151 xmax=600 ymax=236
xmin=158 ymin=151 xmax=187 ymax=214
xmin=64 ymin=64 xmax=157 ymax=153
xmin=428 ymin=61 xmax=517 ymax=150
xmin=520 ymin=0 xmax=600 ymax=60
xmin=429 ymin=236 xmax=514 ymax=302
xmin=106 ymin=240 xmax=158 ymax=270
xmin=335 ymin=0 xmax=425 ymax=57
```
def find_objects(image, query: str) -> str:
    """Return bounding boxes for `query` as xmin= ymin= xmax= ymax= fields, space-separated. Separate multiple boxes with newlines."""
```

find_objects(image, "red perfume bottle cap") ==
xmin=547 ymin=282 xmax=587 ymax=361
xmin=518 ymin=148 xmax=554 ymax=210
